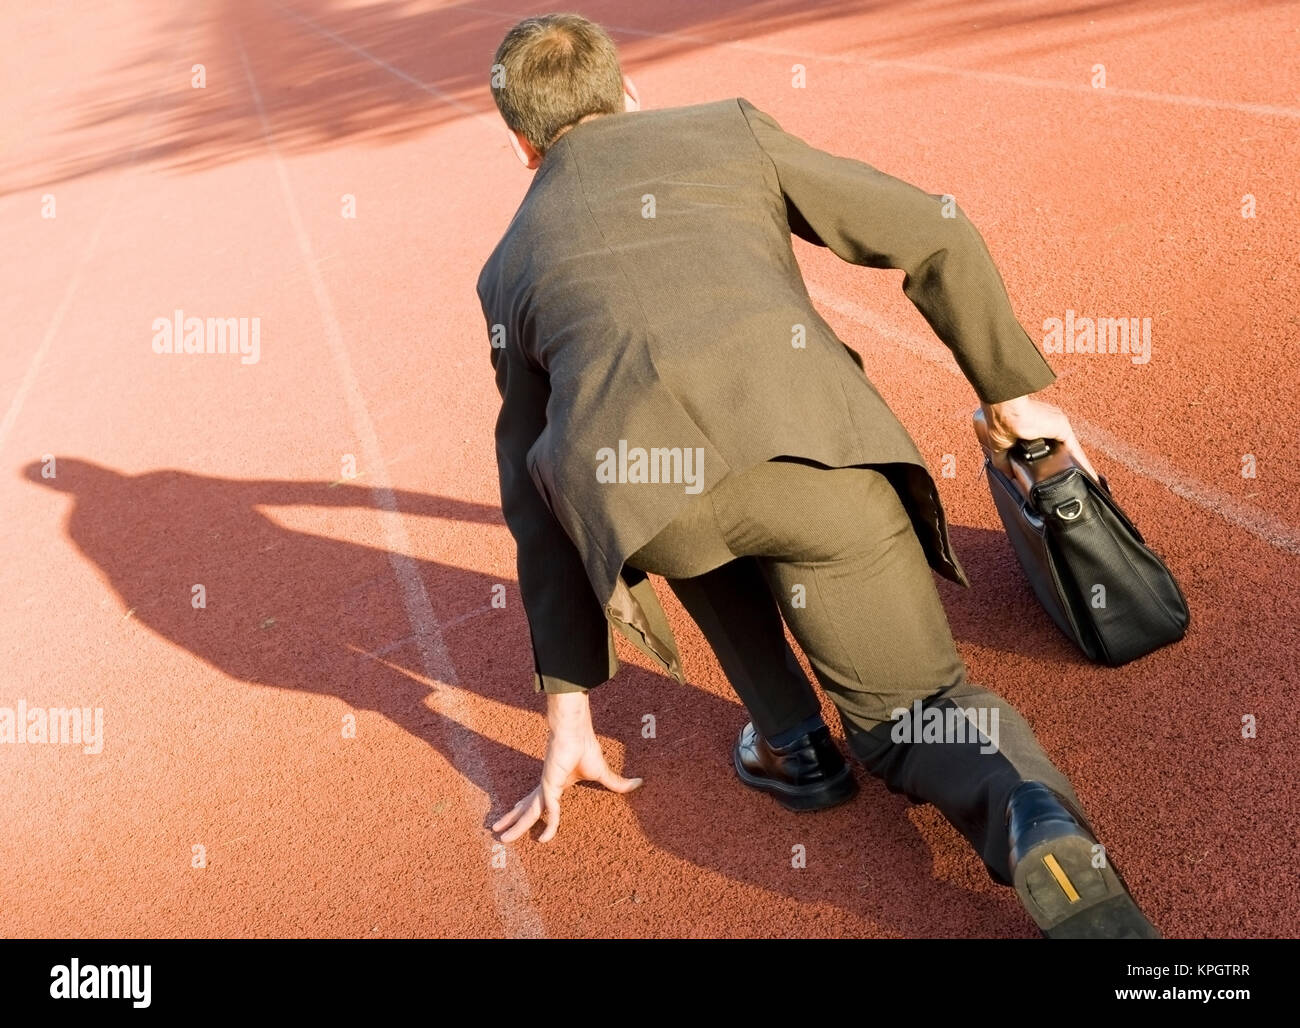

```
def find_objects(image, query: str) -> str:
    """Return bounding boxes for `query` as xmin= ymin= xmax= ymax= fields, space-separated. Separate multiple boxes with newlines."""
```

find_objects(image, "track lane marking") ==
xmin=236 ymin=33 xmax=545 ymax=939
xmin=0 ymin=21 xmax=198 ymax=457
xmin=808 ymin=283 xmax=1300 ymax=557
xmin=271 ymin=0 xmax=502 ymax=130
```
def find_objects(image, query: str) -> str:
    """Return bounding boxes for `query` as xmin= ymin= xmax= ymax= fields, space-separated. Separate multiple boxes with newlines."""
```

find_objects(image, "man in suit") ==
xmin=477 ymin=13 xmax=1157 ymax=938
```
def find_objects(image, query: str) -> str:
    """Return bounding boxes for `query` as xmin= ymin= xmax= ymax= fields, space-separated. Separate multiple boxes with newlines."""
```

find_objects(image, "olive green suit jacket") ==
xmin=476 ymin=98 xmax=1056 ymax=694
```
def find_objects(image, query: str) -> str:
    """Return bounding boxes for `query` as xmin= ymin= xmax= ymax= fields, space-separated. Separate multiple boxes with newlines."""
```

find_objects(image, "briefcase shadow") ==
xmin=939 ymin=524 xmax=1093 ymax=666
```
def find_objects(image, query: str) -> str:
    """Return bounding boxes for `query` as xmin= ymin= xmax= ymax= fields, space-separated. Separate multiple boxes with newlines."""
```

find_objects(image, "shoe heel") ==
xmin=1014 ymin=834 xmax=1160 ymax=939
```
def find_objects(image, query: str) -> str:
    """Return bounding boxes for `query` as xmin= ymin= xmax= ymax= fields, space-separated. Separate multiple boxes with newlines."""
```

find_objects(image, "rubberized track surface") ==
xmin=3 ymin=0 xmax=1298 ymax=938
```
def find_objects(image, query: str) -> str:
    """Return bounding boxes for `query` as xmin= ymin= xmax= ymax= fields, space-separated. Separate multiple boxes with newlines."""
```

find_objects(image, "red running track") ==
xmin=1 ymin=0 xmax=1297 ymax=938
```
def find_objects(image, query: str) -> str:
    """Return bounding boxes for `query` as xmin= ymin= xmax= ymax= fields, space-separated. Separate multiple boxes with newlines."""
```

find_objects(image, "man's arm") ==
xmin=488 ymin=320 xmax=619 ymax=694
xmin=481 ymin=285 xmax=642 ymax=847
xmin=737 ymin=98 xmax=1056 ymax=405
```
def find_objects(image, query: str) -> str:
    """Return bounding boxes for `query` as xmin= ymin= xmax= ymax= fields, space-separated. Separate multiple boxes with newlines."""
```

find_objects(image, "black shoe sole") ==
xmin=731 ymin=739 xmax=859 ymax=812
xmin=1013 ymin=832 xmax=1161 ymax=939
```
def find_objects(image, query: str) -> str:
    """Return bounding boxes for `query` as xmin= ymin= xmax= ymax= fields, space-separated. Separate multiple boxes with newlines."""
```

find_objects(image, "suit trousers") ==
xmin=625 ymin=457 xmax=1081 ymax=884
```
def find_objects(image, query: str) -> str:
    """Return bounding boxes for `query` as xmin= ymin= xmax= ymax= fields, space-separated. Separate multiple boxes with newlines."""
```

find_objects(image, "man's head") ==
xmin=490 ymin=13 xmax=639 ymax=169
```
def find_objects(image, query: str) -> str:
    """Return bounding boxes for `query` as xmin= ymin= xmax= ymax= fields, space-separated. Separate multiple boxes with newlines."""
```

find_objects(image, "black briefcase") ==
xmin=972 ymin=411 xmax=1189 ymax=666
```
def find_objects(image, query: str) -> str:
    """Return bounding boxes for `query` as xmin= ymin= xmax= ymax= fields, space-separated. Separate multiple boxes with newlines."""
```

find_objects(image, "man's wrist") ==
xmin=546 ymin=691 xmax=592 ymax=732
xmin=983 ymin=393 xmax=1031 ymax=417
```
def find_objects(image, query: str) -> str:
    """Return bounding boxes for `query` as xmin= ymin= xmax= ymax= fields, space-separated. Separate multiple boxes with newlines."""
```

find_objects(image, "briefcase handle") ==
xmin=1013 ymin=437 xmax=1052 ymax=462
xmin=1010 ymin=436 xmax=1112 ymax=496
xmin=972 ymin=411 xmax=1110 ymax=497
xmin=973 ymin=410 xmax=1052 ymax=464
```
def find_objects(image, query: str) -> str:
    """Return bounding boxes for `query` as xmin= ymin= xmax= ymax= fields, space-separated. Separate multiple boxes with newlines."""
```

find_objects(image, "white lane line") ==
xmin=0 ymin=29 xmax=195 ymax=457
xmin=0 ymin=191 xmax=119 ymax=454
xmin=236 ymin=37 xmax=545 ymax=940
xmin=807 ymin=282 xmax=1300 ymax=557
xmin=270 ymin=0 xmax=501 ymax=131
xmin=1064 ymin=419 xmax=1300 ymax=558
xmin=464 ymin=4 xmax=1300 ymax=121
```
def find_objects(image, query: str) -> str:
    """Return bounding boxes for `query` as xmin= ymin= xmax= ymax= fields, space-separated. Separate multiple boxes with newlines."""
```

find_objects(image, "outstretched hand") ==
xmin=492 ymin=691 xmax=642 ymax=844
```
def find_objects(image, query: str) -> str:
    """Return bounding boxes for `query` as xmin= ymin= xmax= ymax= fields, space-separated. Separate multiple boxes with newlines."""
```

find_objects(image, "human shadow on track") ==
xmin=26 ymin=457 xmax=1037 ymax=937
xmin=10 ymin=0 xmax=1198 ymax=197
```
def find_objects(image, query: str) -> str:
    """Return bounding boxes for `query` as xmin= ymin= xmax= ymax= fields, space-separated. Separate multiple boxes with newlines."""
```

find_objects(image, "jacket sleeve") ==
xmin=485 ymin=306 xmax=619 ymax=695
xmin=737 ymin=98 xmax=1056 ymax=405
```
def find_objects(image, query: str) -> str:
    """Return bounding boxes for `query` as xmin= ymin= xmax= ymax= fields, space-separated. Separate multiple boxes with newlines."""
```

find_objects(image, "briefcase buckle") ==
xmin=1054 ymin=498 xmax=1084 ymax=521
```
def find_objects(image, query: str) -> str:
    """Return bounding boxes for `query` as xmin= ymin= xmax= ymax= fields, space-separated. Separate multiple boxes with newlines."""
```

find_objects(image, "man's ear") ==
xmin=623 ymin=75 xmax=640 ymax=112
xmin=508 ymin=129 xmax=542 ymax=170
